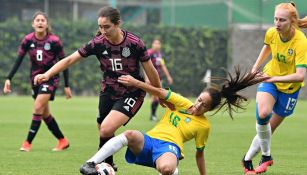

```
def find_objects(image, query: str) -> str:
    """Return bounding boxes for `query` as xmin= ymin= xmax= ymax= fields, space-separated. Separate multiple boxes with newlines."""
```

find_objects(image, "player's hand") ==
xmin=118 ymin=75 xmax=138 ymax=86
xmin=34 ymin=74 xmax=50 ymax=85
xmin=3 ymin=79 xmax=11 ymax=94
xmin=167 ymin=76 xmax=173 ymax=85
xmin=64 ymin=87 xmax=72 ymax=99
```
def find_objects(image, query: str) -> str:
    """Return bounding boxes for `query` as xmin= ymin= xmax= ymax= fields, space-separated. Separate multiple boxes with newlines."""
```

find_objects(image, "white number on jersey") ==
xmin=36 ymin=50 xmax=43 ymax=61
xmin=109 ymin=58 xmax=123 ymax=71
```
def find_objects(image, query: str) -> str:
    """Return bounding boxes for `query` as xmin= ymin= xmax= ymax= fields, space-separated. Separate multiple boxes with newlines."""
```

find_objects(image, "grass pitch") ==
xmin=0 ymin=95 xmax=307 ymax=175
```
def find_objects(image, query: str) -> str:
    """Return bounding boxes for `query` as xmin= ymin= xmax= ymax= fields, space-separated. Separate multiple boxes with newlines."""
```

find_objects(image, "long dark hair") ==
xmin=205 ymin=66 xmax=268 ymax=119
xmin=96 ymin=6 xmax=121 ymax=36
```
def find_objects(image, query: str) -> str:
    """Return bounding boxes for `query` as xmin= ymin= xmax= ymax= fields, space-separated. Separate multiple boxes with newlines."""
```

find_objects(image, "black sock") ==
xmin=26 ymin=114 xmax=42 ymax=144
xmin=99 ymin=135 xmax=115 ymax=164
xmin=43 ymin=115 xmax=64 ymax=139
xmin=151 ymin=101 xmax=159 ymax=116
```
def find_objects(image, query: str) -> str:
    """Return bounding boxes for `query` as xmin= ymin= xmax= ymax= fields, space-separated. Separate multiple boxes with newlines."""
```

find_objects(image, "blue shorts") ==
xmin=125 ymin=134 xmax=180 ymax=168
xmin=257 ymin=82 xmax=300 ymax=117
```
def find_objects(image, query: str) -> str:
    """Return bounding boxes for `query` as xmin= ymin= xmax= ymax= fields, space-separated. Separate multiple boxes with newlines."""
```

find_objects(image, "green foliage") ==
xmin=0 ymin=19 xmax=228 ymax=96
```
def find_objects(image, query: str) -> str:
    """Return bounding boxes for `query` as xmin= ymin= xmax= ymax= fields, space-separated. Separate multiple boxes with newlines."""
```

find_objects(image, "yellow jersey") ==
xmin=263 ymin=27 xmax=307 ymax=93
xmin=146 ymin=90 xmax=211 ymax=158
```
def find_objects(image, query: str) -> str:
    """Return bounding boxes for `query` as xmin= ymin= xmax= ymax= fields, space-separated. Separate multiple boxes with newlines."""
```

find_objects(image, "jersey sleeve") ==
xmin=295 ymin=39 xmax=307 ymax=68
xmin=137 ymin=39 xmax=150 ymax=62
xmin=78 ymin=38 xmax=96 ymax=58
xmin=195 ymin=126 xmax=210 ymax=151
xmin=164 ymin=90 xmax=193 ymax=110
xmin=264 ymin=27 xmax=275 ymax=45
xmin=54 ymin=38 xmax=65 ymax=59
xmin=17 ymin=36 xmax=30 ymax=58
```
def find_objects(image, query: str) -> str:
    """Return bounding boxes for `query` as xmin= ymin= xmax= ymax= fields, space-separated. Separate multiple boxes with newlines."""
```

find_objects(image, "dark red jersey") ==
xmin=78 ymin=30 xmax=149 ymax=98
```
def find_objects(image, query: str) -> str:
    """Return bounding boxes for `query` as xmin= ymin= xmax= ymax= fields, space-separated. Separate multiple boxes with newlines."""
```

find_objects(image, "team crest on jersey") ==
xmin=44 ymin=43 xmax=51 ymax=51
xmin=122 ymin=47 xmax=131 ymax=57
xmin=288 ymin=49 xmax=293 ymax=55
xmin=184 ymin=117 xmax=191 ymax=123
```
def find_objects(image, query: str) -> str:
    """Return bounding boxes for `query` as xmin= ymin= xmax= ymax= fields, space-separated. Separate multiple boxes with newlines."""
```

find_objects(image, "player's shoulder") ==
xmin=294 ymin=29 xmax=307 ymax=42
xmin=126 ymin=30 xmax=143 ymax=44
xmin=265 ymin=27 xmax=277 ymax=36
xmin=23 ymin=32 xmax=35 ymax=41
xmin=47 ymin=33 xmax=62 ymax=42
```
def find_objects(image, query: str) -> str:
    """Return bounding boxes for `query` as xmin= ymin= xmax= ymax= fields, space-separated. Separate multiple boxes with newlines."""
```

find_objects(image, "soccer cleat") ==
xmin=52 ymin=138 xmax=69 ymax=151
xmin=20 ymin=140 xmax=32 ymax=152
xmin=80 ymin=162 xmax=98 ymax=175
xmin=111 ymin=163 xmax=118 ymax=172
xmin=241 ymin=157 xmax=256 ymax=174
xmin=255 ymin=155 xmax=273 ymax=174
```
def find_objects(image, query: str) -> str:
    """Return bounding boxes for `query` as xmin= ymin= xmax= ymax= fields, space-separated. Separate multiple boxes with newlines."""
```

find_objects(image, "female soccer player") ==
xmin=79 ymin=66 xmax=267 ymax=175
xmin=34 ymin=6 xmax=161 ymax=170
xmin=3 ymin=11 xmax=72 ymax=152
xmin=242 ymin=2 xmax=307 ymax=174
xmin=147 ymin=38 xmax=173 ymax=121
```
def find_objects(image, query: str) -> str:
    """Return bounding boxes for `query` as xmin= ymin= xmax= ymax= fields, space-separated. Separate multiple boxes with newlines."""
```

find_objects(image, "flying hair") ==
xmin=206 ymin=66 xmax=269 ymax=119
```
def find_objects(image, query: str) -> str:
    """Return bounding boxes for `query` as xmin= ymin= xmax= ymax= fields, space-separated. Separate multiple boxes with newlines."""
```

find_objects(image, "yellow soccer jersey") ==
xmin=146 ymin=90 xmax=211 ymax=158
xmin=263 ymin=27 xmax=307 ymax=93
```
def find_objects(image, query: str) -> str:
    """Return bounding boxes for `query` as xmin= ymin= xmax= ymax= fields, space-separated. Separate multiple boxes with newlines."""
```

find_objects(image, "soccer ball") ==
xmin=95 ymin=162 xmax=115 ymax=175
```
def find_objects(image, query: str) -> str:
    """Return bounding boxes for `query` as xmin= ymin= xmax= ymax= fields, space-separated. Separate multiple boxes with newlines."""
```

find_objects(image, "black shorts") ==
xmin=97 ymin=90 xmax=145 ymax=125
xmin=32 ymin=79 xmax=58 ymax=101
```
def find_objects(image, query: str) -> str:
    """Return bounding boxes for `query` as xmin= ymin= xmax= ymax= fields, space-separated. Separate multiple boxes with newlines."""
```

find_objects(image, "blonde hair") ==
xmin=275 ymin=2 xmax=307 ymax=29
xmin=32 ymin=11 xmax=52 ymax=33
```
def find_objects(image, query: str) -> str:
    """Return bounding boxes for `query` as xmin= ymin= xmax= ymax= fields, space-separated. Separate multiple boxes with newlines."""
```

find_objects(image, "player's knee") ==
xmin=124 ymin=130 xmax=139 ymax=141
xmin=33 ymin=103 xmax=45 ymax=114
xmin=99 ymin=127 xmax=114 ymax=137
xmin=257 ymin=107 xmax=271 ymax=119
xmin=158 ymin=164 xmax=176 ymax=175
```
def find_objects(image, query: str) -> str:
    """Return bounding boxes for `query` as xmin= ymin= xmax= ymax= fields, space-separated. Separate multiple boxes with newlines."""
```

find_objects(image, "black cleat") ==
xmin=111 ymin=163 xmax=118 ymax=172
xmin=241 ymin=156 xmax=256 ymax=174
xmin=80 ymin=162 xmax=98 ymax=175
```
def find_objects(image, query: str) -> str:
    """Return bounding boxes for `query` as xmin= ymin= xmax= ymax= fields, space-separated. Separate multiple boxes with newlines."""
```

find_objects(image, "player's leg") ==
xmin=156 ymin=153 xmax=178 ymax=175
xmin=42 ymin=104 xmax=69 ymax=151
xmin=80 ymin=130 xmax=144 ymax=175
xmin=20 ymin=87 xmax=49 ymax=152
xmin=150 ymin=96 xmax=159 ymax=121
xmin=98 ymin=91 xmax=145 ymax=169
xmin=242 ymin=83 xmax=276 ymax=174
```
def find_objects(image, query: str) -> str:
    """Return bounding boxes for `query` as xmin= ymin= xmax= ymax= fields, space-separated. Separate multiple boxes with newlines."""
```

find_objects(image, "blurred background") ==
xmin=1 ymin=0 xmax=307 ymax=97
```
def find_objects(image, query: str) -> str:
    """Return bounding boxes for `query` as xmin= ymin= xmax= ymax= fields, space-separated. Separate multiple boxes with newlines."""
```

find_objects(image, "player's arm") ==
xmin=118 ymin=75 xmax=167 ymax=99
xmin=252 ymin=44 xmax=271 ymax=72
xmin=265 ymin=67 xmax=306 ymax=83
xmin=196 ymin=150 xmax=206 ymax=175
xmin=3 ymin=55 xmax=24 ymax=93
xmin=161 ymin=59 xmax=173 ymax=84
xmin=141 ymin=60 xmax=161 ymax=88
xmin=35 ymin=51 xmax=83 ymax=85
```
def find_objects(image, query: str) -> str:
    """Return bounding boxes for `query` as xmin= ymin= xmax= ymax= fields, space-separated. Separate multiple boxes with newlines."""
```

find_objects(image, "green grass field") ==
xmin=1 ymin=95 xmax=307 ymax=175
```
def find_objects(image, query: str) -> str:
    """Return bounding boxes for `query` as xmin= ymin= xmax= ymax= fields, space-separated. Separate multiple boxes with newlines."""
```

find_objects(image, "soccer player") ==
xmin=241 ymin=2 xmax=307 ymax=174
xmin=79 ymin=66 xmax=268 ymax=175
xmin=34 ymin=6 xmax=161 ymax=170
xmin=147 ymin=38 xmax=173 ymax=121
xmin=3 ymin=11 xmax=72 ymax=152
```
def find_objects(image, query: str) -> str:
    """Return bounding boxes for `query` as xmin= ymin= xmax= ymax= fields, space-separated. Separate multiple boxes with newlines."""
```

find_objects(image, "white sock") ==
xmin=172 ymin=168 xmax=179 ymax=175
xmin=158 ymin=168 xmax=179 ymax=175
xmin=244 ymin=135 xmax=260 ymax=160
xmin=256 ymin=123 xmax=271 ymax=156
xmin=87 ymin=133 xmax=128 ymax=163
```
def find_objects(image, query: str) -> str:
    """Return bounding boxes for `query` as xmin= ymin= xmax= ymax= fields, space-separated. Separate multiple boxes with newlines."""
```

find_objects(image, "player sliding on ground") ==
xmin=80 ymin=66 xmax=268 ymax=175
